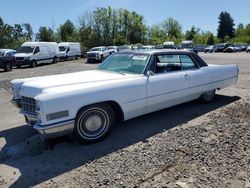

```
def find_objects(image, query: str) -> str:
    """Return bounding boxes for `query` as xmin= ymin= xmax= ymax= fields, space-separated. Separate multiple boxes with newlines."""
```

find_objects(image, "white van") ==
xmin=163 ymin=41 xmax=175 ymax=49
xmin=58 ymin=42 xmax=81 ymax=61
xmin=15 ymin=42 xmax=60 ymax=68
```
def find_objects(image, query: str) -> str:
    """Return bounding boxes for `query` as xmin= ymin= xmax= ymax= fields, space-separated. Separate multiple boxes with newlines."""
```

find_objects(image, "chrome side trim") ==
xmin=33 ymin=120 xmax=74 ymax=139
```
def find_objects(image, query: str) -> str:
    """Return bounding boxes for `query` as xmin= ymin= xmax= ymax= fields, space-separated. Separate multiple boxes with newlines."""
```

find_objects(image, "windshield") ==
xmin=98 ymin=53 xmax=150 ymax=74
xmin=90 ymin=48 xmax=101 ymax=52
xmin=59 ymin=46 xmax=67 ymax=52
xmin=17 ymin=46 xmax=35 ymax=53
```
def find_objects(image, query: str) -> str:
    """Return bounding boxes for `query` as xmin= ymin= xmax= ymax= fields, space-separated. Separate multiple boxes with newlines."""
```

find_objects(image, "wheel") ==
xmin=65 ymin=56 xmax=69 ymax=61
xmin=73 ymin=103 xmax=114 ymax=144
xmin=100 ymin=55 xmax=104 ymax=62
xmin=30 ymin=60 xmax=37 ymax=68
xmin=4 ymin=63 xmax=12 ymax=72
xmin=199 ymin=89 xmax=216 ymax=103
xmin=75 ymin=56 xmax=78 ymax=60
xmin=53 ymin=57 xmax=57 ymax=63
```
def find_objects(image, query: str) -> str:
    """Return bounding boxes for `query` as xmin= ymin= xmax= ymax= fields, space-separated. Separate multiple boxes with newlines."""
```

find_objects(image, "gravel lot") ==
xmin=0 ymin=52 xmax=250 ymax=187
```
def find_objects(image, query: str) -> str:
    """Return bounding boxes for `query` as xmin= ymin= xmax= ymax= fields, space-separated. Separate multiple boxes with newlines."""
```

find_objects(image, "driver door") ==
xmin=145 ymin=54 xmax=189 ymax=113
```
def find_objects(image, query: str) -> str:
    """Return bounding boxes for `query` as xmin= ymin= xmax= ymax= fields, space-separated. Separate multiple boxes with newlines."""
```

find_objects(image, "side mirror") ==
xmin=146 ymin=70 xmax=154 ymax=78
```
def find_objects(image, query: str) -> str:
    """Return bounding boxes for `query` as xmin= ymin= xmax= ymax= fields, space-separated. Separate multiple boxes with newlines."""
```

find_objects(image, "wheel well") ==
xmin=76 ymin=101 xmax=124 ymax=123
xmin=106 ymin=101 xmax=124 ymax=123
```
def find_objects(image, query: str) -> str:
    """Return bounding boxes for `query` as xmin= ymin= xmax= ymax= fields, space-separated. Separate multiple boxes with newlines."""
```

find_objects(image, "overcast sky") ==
xmin=1 ymin=0 xmax=250 ymax=34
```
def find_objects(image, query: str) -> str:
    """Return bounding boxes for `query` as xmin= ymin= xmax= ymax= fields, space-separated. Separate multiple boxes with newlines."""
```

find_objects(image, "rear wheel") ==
xmin=73 ymin=103 xmax=114 ymax=144
xmin=199 ymin=89 xmax=216 ymax=103
xmin=30 ymin=60 xmax=37 ymax=68
xmin=4 ymin=63 xmax=12 ymax=72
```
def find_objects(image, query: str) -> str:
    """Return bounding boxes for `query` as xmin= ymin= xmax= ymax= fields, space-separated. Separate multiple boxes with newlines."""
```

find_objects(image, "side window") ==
xmin=180 ymin=55 xmax=198 ymax=70
xmin=155 ymin=54 xmax=181 ymax=74
xmin=34 ymin=46 xmax=40 ymax=54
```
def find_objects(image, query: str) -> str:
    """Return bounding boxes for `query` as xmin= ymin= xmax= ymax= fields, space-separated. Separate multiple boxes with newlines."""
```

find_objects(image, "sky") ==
xmin=1 ymin=0 xmax=250 ymax=35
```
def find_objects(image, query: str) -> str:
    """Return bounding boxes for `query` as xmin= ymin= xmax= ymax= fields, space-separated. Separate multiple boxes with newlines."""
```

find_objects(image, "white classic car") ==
xmin=11 ymin=50 xmax=239 ymax=143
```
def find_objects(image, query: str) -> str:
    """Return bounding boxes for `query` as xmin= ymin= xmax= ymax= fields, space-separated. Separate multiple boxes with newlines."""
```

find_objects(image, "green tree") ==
xmin=217 ymin=11 xmax=235 ymax=41
xmin=22 ymin=23 xmax=33 ymax=41
xmin=185 ymin=26 xmax=200 ymax=40
xmin=161 ymin=18 xmax=182 ymax=41
xmin=206 ymin=33 xmax=215 ymax=45
xmin=36 ymin=26 xmax=54 ymax=41
xmin=0 ymin=17 xmax=14 ymax=48
xmin=59 ymin=19 xmax=78 ymax=42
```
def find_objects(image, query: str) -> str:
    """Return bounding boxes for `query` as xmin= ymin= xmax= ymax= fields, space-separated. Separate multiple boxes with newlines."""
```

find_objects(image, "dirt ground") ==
xmin=0 ymin=52 xmax=249 ymax=188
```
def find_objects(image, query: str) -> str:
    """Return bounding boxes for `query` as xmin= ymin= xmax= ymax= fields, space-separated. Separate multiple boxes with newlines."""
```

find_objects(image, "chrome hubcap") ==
xmin=85 ymin=115 xmax=102 ymax=131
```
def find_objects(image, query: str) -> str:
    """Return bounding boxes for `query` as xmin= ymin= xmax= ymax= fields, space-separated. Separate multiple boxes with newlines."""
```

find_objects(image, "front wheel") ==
xmin=73 ymin=103 xmax=114 ymax=144
xmin=30 ymin=60 xmax=37 ymax=68
xmin=199 ymin=89 xmax=216 ymax=103
xmin=4 ymin=63 xmax=12 ymax=72
xmin=53 ymin=57 xmax=57 ymax=63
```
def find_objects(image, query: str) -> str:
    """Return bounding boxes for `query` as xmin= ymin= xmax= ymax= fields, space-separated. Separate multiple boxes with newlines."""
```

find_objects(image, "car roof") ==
xmin=117 ymin=49 xmax=195 ymax=55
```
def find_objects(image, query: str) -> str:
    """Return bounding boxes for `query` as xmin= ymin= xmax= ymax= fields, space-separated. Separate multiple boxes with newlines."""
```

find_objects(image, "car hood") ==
xmin=15 ymin=53 xmax=32 ymax=57
xmin=87 ymin=51 xmax=101 ymax=54
xmin=12 ymin=70 xmax=139 ymax=98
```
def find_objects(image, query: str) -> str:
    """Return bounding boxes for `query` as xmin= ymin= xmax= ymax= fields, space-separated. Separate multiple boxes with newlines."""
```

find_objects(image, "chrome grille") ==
xmin=21 ymin=96 xmax=37 ymax=115
xmin=87 ymin=53 xmax=96 ymax=58
xmin=16 ymin=57 xmax=24 ymax=61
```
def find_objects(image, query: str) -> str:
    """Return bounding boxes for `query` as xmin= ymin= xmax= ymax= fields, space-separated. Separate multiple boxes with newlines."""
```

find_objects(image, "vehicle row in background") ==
xmin=204 ymin=43 xmax=249 ymax=53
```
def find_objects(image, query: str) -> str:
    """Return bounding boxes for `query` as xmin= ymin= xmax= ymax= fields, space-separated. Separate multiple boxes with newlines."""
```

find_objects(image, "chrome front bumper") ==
xmin=12 ymin=98 xmax=74 ymax=139
xmin=33 ymin=120 xmax=74 ymax=139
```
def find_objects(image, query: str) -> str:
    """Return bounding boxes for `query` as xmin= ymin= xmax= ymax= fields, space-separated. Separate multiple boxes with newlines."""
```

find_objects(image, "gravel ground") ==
xmin=0 ymin=53 xmax=250 ymax=187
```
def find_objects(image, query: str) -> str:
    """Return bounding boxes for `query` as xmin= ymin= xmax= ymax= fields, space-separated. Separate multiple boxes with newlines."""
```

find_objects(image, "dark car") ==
xmin=223 ymin=46 xmax=236 ymax=53
xmin=246 ymin=46 xmax=250 ymax=53
xmin=0 ymin=49 xmax=16 ymax=72
xmin=204 ymin=45 xmax=215 ymax=53
xmin=214 ymin=43 xmax=232 ymax=52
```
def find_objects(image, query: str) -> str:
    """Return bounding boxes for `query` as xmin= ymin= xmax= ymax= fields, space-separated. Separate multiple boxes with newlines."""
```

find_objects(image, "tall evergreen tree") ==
xmin=217 ymin=11 xmax=235 ymax=41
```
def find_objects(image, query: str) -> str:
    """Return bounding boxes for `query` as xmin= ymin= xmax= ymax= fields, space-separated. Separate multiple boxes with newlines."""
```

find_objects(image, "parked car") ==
xmin=181 ymin=40 xmax=198 ymax=53
xmin=141 ymin=45 xmax=156 ymax=49
xmin=58 ymin=42 xmax=81 ymax=61
xmin=214 ymin=43 xmax=232 ymax=52
xmin=204 ymin=45 xmax=215 ymax=53
xmin=11 ymin=50 xmax=238 ymax=143
xmin=223 ymin=45 xmax=236 ymax=53
xmin=15 ymin=42 xmax=60 ymax=68
xmin=117 ymin=45 xmax=133 ymax=51
xmin=195 ymin=45 xmax=207 ymax=52
xmin=163 ymin=41 xmax=175 ymax=49
xmin=0 ymin=49 xmax=16 ymax=72
xmin=107 ymin=46 xmax=118 ymax=53
xmin=87 ymin=46 xmax=112 ymax=63
xmin=246 ymin=46 xmax=250 ymax=53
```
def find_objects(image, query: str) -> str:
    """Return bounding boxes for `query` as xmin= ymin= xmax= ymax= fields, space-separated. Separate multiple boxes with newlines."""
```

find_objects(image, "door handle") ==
xmin=182 ymin=74 xmax=188 ymax=79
